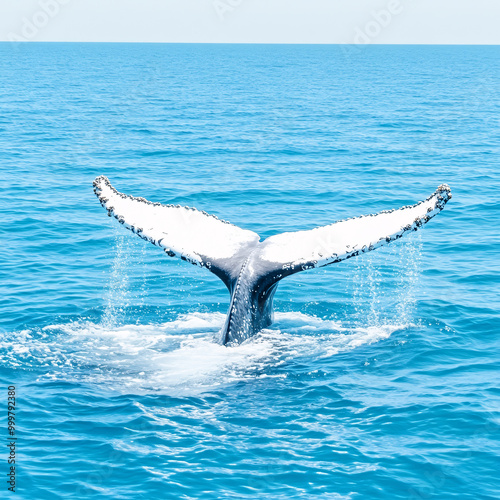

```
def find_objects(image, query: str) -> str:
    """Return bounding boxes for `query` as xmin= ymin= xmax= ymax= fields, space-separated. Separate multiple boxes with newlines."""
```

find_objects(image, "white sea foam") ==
xmin=1 ymin=311 xmax=411 ymax=395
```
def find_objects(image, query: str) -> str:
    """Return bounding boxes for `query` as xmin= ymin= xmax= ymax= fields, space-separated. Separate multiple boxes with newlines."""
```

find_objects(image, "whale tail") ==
xmin=94 ymin=176 xmax=451 ymax=344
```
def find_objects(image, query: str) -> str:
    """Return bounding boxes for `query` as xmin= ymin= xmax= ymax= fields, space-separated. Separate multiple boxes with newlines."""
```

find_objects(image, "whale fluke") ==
xmin=93 ymin=176 xmax=260 ymax=290
xmin=94 ymin=176 xmax=451 ymax=345
xmin=255 ymin=184 xmax=452 ymax=283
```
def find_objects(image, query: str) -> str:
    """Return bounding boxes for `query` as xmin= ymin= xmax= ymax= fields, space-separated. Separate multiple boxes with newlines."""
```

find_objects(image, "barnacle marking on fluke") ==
xmin=93 ymin=175 xmax=233 ymax=226
xmin=272 ymin=183 xmax=451 ymax=272
xmin=94 ymin=175 xmax=250 ymax=269
xmin=94 ymin=176 xmax=201 ymax=267
xmin=297 ymin=183 xmax=451 ymax=234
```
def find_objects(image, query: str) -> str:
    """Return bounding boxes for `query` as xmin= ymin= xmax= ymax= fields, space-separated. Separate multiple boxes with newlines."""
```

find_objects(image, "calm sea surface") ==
xmin=0 ymin=43 xmax=499 ymax=499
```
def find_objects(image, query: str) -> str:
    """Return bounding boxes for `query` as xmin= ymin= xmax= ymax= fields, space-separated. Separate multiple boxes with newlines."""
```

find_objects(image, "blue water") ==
xmin=1 ymin=43 xmax=499 ymax=499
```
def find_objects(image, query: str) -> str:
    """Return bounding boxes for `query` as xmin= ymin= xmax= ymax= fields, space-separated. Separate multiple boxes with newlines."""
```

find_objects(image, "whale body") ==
xmin=93 ymin=176 xmax=451 ymax=345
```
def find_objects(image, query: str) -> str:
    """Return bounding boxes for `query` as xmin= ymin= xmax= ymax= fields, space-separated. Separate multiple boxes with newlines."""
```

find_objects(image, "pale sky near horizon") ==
xmin=1 ymin=0 xmax=499 ymax=45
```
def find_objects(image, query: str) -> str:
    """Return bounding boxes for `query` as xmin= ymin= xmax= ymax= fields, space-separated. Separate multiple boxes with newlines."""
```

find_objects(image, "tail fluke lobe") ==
xmin=254 ymin=184 xmax=452 ymax=284
xmin=93 ymin=176 xmax=260 ymax=289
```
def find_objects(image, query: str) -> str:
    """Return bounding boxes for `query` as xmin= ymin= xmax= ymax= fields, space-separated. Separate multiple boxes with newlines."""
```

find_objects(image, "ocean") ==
xmin=0 ymin=43 xmax=499 ymax=499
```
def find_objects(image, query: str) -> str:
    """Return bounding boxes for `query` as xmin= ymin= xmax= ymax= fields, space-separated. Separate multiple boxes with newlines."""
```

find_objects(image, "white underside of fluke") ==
xmin=93 ymin=176 xmax=260 ymax=269
xmin=259 ymin=184 xmax=452 ymax=271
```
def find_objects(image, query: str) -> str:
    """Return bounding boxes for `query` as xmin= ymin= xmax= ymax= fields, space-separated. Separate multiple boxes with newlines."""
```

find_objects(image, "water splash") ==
xmin=394 ymin=232 xmax=422 ymax=324
xmin=102 ymin=230 xmax=150 ymax=328
xmin=102 ymin=231 xmax=132 ymax=328
xmin=351 ymin=232 xmax=422 ymax=327
xmin=1 ymin=312 xmax=405 ymax=396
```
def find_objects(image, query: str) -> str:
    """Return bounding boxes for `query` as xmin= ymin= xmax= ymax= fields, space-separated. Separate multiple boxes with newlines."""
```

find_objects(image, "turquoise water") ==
xmin=1 ymin=43 xmax=499 ymax=499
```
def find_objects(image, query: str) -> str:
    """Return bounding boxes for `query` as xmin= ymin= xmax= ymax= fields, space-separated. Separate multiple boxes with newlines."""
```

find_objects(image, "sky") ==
xmin=1 ymin=0 xmax=499 ymax=44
